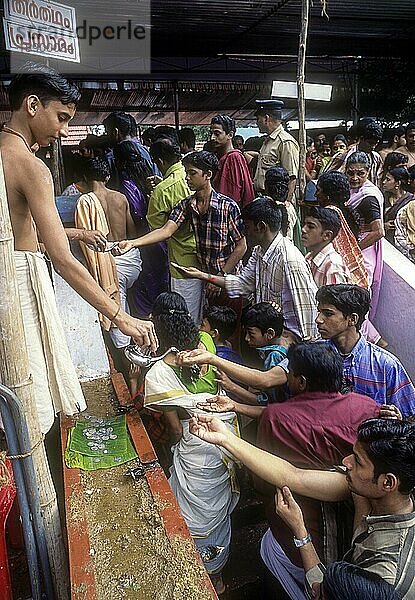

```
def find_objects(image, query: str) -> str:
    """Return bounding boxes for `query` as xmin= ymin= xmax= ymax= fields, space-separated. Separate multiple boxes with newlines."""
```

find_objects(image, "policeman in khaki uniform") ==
xmin=253 ymin=99 xmax=299 ymax=202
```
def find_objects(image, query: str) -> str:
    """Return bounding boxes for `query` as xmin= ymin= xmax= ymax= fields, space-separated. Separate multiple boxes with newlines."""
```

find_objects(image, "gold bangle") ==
xmin=111 ymin=304 xmax=121 ymax=322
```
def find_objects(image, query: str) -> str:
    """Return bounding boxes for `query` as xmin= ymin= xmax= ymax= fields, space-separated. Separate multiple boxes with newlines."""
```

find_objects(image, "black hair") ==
xmin=178 ymin=127 xmax=196 ymax=148
xmin=113 ymin=140 xmax=154 ymax=193
xmin=383 ymin=152 xmax=408 ymax=173
xmin=153 ymin=125 xmax=179 ymax=144
xmin=387 ymin=166 xmax=410 ymax=188
xmin=256 ymin=108 xmax=282 ymax=121
xmin=346 ymin=151 xmax=371 ymax=170
xmin=241 ymin=196 xmax=283 ymax=233
xmin=287 ymin=341 xmax=344 ymax=393
xmin=233 ymin=134 xmax=244 ymax=146
xmin=103 ymin=112 xmax=136 ymax=138
xmin=316 ymin=172 xmax=360 ymax=239
xmin=150 ymin=138 xmax=181 ymax=164
xmin=358 ymin=119 xmax=383 ymax=142
xmin=244 ymin=135 xmax=265 ymax=152
xmin=383 ymin=126 xmax=405 ymax=147
xmin=357 ymin=419 xmax=415 ymax=495
xmin=141 ymin=127 xmax=156 ymax=146
xmin=316 ymin=284 xmax=370 ymax=330
xmin=408 ymin=164 xmax=415 ymax=180
xmin=241 ymin=302 xmax=284 ymax=337
xmin=323 ymin=561 xmax=400 ymax=600
xmin=405 ymin=121 xmax=415 ymax=134
xmin=182 ymin=151 xmax=219 ymax=176
xmin=306 ymin=206 xmax=342 ymax=239
xmin=8 ymin=63 xmax=80 ymax=111
xmin=306 ymin=136 xmax=314 ymax=148
xmin=265 ymin=166 xmax=289 ymax=202
xmin=211 ymin=114 xmax=235 ymax=135
xmin=203 ymin=306 xmax=238 ymax=341
xmin=151 ymin=292 xmax=199 ymax=353
xmin=332 ymin=134 xmax=347 ymax=144
xmin=81 ymin=157 xmax=110 ymax=182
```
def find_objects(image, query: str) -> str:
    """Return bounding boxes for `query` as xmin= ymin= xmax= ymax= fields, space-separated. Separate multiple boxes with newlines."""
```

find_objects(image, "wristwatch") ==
xmin=293 ymin=532 xmax=312 ymax=547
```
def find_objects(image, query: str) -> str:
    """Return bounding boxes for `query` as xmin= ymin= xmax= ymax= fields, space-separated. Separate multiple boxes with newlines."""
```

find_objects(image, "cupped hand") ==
xmin=275 ymin=486 xmax=306 ymax=534
xmin=116 ymin=314 xmax=158 ymax=352
xmin=214 ymin=369 xmax=234 ymax=392
xmin=176 ymin=348 xmax=215 ymax=366
xmin=196 ymin=394 xmax=235 ymax=413
xmin=112 ymin=239 xmax=135 ymax=256
xmin=379 ymin=404 xmax=402 ymax=420
xmin=189 ymin=414 xmax=230 ymax=445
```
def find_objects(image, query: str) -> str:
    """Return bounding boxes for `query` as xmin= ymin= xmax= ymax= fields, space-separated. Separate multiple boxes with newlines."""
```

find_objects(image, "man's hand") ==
xmin=170 ymin=263 xmax=206 ymax=280
xmin=112 ymin=239 xmax=135 ymax=256
xmin=177 ymin=348 xmax=216 ymax=366
xmin=81 ymin=229 xmax=107 ymax=251
xmin=115 ymin=314 xmax=158 ymax=352
xmin=196 ymin=394 xmax=235 ymax=413
xmin=379 ymin=404 xmax=402 ymax=420
xmin=214 ymin=369 xmax=235 ymax=393
xmin=275 ymin=486 xmax=306 ymax=537
xmin=146 ymin=175 xmax=163 ymax=192
xmin=189 ymin=414 xmax=231 ymax=445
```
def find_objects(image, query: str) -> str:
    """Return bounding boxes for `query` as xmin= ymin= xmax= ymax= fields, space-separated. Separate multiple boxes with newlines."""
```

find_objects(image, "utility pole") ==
xmin=297 ymin=0 xmax=310 ymax=201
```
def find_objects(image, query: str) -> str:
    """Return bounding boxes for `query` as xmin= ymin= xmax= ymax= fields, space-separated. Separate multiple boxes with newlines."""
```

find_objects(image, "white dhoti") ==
xmin=170 ymin=277 xmax=204 ymax=326
xmin=144 ymin=359 xmax=240 ymax=573
xmin=14 ymin=251 xmax=86 ymax=434
xmin=109 ymin=248 xmax=142 ymax=348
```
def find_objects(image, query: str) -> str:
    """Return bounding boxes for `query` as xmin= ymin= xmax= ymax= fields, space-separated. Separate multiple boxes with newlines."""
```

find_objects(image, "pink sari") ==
xmin=347 ymin=181 xmax=384 ymax=318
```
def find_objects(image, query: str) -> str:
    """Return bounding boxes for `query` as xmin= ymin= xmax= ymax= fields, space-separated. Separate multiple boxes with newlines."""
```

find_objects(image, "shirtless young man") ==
xmin=75 ymin=156 xmax=142 ymax=384
xmin=0 ymin=64 xmax=156 ymax=435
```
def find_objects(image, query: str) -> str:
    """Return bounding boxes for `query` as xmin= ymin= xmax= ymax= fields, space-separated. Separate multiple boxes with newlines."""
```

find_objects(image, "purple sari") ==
xmin=121 ymin=179 xmax=169 ymax=316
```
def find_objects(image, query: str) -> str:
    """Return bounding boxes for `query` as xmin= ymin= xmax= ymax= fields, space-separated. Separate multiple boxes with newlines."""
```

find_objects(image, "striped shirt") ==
xmin=332 ymin=335 xmax=415 ymax=417
xmin=344 ymin=511 xmax=415 ymax=599
xmin=278 ymin=335 xmax=415 ymax=417
xmin=306 ymin=243 xmax=351 ymax=288
xmin=224 ymin=233 xmax=318 ymax=340
xmin=169 ymin=190 xmax=244 ymax=275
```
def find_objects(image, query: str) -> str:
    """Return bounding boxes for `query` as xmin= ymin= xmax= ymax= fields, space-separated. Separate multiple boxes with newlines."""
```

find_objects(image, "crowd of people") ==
xmin=1 ymin=64 xmax=415 ymax=599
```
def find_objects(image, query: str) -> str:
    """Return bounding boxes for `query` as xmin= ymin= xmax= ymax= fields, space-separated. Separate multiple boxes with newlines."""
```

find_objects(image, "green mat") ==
xmin=65 ymin=415 xmax=138 ymax=470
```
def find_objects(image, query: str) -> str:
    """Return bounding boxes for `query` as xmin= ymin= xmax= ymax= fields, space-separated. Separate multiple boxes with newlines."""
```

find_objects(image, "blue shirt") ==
xmin=257 ymin=344 xmax=289 ymax=405
xmin=279 ymin=336 xmax=415 ymax=417
xmin=216 ymin=345 xmax=243 ymax=364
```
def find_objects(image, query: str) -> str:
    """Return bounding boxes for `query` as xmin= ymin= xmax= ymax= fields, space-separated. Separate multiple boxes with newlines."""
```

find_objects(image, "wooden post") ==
xmin=0 ymin=152 xmax=69 ymax=599
xmin=173 ymin=80 xmax=180 ymax=133
xmin=296 ymin=0 xmax=310 ymax=201
xmin=50 ymin=139 xmax=64 ymax=195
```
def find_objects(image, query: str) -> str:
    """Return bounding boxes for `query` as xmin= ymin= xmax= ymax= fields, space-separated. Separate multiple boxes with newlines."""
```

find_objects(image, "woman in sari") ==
xmin=144 ymin=292 xmax=239 ymax=594
xmin=345 ymin=152 xmax=384 ymax=319
xmin=382 ymin=166 xmax=413 ymax=244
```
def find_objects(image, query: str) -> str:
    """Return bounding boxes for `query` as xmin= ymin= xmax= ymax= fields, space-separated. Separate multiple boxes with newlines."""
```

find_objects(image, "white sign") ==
xmin=272 ymin=81 xmax=332 ymax=102
xmin=3 ymin=0 xmax=79 ymax=62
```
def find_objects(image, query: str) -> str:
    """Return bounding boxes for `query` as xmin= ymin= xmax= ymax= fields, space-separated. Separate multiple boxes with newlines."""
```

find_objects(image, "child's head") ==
xmin=241 ymin=302 xmax=284 ymax=348
xmin=301 ymin=206 xmax=342 ymax=252
xmin=200 ymin=306 xmax=237 ymax=344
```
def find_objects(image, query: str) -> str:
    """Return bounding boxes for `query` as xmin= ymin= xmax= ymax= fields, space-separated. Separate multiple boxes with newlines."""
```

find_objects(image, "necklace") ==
xmin=1 ymin=125 xmax=35 ymax=153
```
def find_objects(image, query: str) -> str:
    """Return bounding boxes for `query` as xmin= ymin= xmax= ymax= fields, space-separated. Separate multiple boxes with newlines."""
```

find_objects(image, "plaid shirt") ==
xmin=169 ymin=190 xmax=245 ymax=274
xmin=225 ymin=233 xmax=318 ymax=340
xmin=306 ymin=243 xmax=351 ymax=288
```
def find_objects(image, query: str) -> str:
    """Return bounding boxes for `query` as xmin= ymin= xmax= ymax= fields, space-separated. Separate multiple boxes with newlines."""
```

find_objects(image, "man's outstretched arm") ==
xmin=189 ymin=414 xmax=350 ymax=502
xmin=178 ymin=348 xmax=287 ymax=389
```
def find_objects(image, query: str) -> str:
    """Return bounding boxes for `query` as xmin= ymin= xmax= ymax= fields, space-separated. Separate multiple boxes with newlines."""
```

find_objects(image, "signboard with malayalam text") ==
xmin=3 ymin=0 xmax=80 ymax=62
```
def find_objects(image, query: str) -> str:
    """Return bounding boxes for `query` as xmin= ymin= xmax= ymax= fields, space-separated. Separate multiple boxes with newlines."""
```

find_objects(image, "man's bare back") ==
xmin=92 ymin=185 xmax=135 ymax=241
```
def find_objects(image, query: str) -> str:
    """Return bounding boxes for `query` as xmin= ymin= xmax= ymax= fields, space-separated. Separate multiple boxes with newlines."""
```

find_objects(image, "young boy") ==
xmin=200 ymin=306 xmax=242 ymax=364
xmin=215 ymin=303 xmax=294 ymax=412
xmin=302 ymin=206 xmax=351 ymax=287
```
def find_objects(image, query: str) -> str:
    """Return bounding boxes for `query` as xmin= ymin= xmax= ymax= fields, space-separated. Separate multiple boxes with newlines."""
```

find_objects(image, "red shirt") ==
xmin=213 ymin=149 xmax=255 ymax=207
xmin=257 ymin=390 xmax=379 ymax=566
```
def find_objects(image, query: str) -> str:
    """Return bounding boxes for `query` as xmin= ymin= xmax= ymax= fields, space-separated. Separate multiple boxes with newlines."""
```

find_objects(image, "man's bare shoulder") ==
xmin=106 ymin=188 xmax=129 ymax=207
xmin=0 ymin=138 xmax=51 ymax=183
xmin=396 ymin=145 xmax=409 ymax=155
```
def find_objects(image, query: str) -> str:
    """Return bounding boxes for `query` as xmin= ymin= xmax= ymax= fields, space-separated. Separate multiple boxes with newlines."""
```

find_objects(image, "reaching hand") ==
xmin=116 ymin=314 xmax=158 ymax=352
xmin=214 ymin=369 xmax=235 ymax=393
xmin=196 ymin=394 xmax=235 ymax=413
xmin=170 ymin=263 xmax=205 ymax=280
xmin=80 ymin=229 xmax=107 ymax=251
xmin=176 ymin=348 xmax=215 ymax=367
xmin=189 ymin=414 xmax=230 ymax=445
xmin=112 ymin=239 xmax=135 ymax=256
xmin=379 ymin=404 xmax=402 ymax=420
xmin=275 ymin=486 xmax=306 ymax=535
